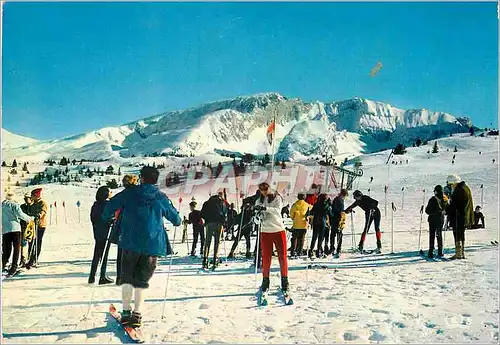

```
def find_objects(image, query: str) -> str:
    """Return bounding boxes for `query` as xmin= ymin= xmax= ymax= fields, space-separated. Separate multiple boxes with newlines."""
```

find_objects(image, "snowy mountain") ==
xmin=1 ymin=93 xmax=472 ymax=161
xmin=1 ymin=128 xmax=39 ymax=149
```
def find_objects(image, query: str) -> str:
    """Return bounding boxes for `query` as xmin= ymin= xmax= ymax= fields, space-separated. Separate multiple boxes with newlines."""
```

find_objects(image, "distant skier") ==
xmin=88 ymin=186 xmax=114 ymax=285
xmin=329 ymin=189 xmax=348 ymax=257
xmin=309 ymin=194 xmax=331 ymax=258
xmin=2 ymin=193 xmax=32 ymax=276
xmin=187 ymin=201 xmax=205 ymax=257
xmin=225 ymin=203 xmax=238 ymax=240
xmin=254 ymin=182 xmax=290 ymax=295
xmin=345 ymin=190 xmax=382 ymax=253
xmin=446 ymin=174 xmax=474 ymax=259
xmin=200 ymin=192 xmax=227 ymax=270
xmin=289 ymin=193 xmax=311 ymax=258
xmin=227 ymin=202 xmax=253 ymax=259
xmin=103 ymin=166 xmax=181 ymax=328
xmin=471 ymin=206 xmax=485 ymax=229
xmin=425 ymin=185 xmax=448 ymax=258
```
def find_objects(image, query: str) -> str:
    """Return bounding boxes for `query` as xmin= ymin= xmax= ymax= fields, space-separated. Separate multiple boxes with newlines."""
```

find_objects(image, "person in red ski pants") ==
xmin=254 ymin=182 xmax=289 ymax=293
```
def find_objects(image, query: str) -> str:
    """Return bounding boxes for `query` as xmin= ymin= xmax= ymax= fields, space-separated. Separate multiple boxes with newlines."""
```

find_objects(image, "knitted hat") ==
xmin=446 ymin=174 xmax=461 ymax=184
xmin=31 ymin=188 xmax=42 ymax=198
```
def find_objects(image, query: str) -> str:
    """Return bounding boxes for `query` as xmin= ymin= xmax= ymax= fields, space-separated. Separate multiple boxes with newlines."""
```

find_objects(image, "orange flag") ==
xmin=266 ymin=120 xmax=275 ymax=145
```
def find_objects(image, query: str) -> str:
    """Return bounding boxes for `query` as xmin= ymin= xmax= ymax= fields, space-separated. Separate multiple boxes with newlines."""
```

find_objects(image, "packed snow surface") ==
xmin=1 ymin=135 xmax=498 ymax=343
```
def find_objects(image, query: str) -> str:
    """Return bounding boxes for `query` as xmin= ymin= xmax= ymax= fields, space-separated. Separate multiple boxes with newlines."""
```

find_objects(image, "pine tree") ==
xmin=432 ymin=141 xmax=439 ymax=153
xmin=2 ymin=161 xmax=6 ymax=167
xmin=12 ymin=159 xmax=17 ymax=168
xmin=118 ymin=167 xmax=121 ymax=176
xmin=453 ymin=146 xmax=458 ymax=152
xmin=15 ymin=181 xmax=20 ymax=187
xmin=22 ymin=162 xmax=28 ymax=171
xmin=7 ymin=175 xmax=11 ymax=182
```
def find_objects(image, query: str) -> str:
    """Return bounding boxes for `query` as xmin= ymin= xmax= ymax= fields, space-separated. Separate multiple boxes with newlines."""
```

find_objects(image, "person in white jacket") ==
xmin=254 ymin=182 xmax=289 ymax=293
xmin=2 ymin=193 xmax=32 ymax=275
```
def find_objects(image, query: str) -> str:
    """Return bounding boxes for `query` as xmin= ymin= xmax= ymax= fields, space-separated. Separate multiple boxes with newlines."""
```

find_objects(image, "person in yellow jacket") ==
xmin=289 ymin=193 xmax=312 ymax=257
xmin=25 ymin=188 xmax=48 ymax=269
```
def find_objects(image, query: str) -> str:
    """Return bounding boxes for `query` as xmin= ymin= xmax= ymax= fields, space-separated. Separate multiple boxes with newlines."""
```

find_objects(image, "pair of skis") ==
xmin=108 ymin=304 xmax=145 ymax=343
xmin=257 ymin=288 xmax=294 ymax=307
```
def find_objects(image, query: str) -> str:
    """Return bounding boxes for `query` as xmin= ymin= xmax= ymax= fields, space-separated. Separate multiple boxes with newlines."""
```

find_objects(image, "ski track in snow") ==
xmin=1 ymin=135 xmax=499 ymax=343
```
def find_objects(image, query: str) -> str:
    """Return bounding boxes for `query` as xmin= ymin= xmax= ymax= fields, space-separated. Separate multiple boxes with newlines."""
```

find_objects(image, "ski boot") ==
xmin=427 ymin=249 xmax=434 ymax=259
xmin=227 ymin=251 xmax=235 ymax=259
xmin=245 ymin=251 xmax=252 ymax=259
xmin=88 ymin=276 xmax=96 ymax=284
xmin=121 ymin=310 xmax=132 ymax=326
xmin=129 ymin=311 xmax=142 ymax=328
xmin=99 ymin=276 xmax=114 ymax=285
xmin=202 ymin=257 xmax=209 ymax=269
xmin=281 ymin=276 xmax=289 ymax=293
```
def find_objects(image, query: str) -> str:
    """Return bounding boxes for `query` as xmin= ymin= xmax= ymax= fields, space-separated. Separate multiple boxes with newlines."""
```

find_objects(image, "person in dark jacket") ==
xmin=425 ymin=185 xmax=448 ymax=258
xmin=225 ymin=203 xmax=238 ymax=240
xmin=446 ymin=175 xmax=473 ymax=259
xmin=228 ymin=202 xmax=253 ymax=259
xmin=104 ymin=174 xmax=139 ymax=285
xmin=471 ymin=206 xmax=485 ymax=229
xmin=102 ymin=166 xmax=181 ymax=329
xmin=329 ymin=189 xmax=348 ymax=257
xmin=309 ymin=194 xmax=330 ymax=258
xmin=188 ymin=201 xmax=205 ymax=257
xmin=89 ymin=186 xmax=114 ymax=285
xmin=200 ymin=192 xmax=227 ymax=270
xmin=345 ymin=190 xmax=382 ymax=252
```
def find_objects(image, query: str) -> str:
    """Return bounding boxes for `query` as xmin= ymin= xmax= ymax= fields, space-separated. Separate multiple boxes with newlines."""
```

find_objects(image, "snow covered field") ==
xmin=1 ymin=135 xmax=499 ymax=343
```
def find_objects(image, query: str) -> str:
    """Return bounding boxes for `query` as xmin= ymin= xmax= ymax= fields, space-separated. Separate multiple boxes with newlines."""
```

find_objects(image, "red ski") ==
xmin=108 ymin=304 xmax=145 ymax=343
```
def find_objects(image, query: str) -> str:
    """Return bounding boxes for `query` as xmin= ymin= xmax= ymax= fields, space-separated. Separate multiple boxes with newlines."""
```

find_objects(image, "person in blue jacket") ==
xmin=103 ymin=166 xmax=181 ymax=329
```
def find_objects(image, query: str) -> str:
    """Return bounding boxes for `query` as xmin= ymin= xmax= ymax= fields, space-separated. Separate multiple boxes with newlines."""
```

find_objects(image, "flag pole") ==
xmin=270 ymin=107 xmax=277 ymax=181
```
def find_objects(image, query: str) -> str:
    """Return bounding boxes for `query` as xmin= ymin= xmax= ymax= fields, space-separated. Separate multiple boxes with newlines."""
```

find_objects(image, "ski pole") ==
xmin=418 ymin=189 xmax=426 ymax=255
xmin=384 ymin=185 xmax=388 ymax=217
xmin=480 ymin=184 xmax=484 ymax=209
xmin=350 ymin=212 xmax=355 ymax=250
xmin=442 ymin=215 xmax=447 ymax=249
xmin=391 ymin=202 xmax=396 ymax=254
xmin=161 ymin=224 xmax=178 ymax=320
xmin=236 ymin=206 xmax=246 ymax=256
xmin=49 ymin=204 xmax=52 ymax=225
xmin=254 ymin=211 xmax=262 ymax=289
xmin=401 ymin=187 xmax=405 ymax=210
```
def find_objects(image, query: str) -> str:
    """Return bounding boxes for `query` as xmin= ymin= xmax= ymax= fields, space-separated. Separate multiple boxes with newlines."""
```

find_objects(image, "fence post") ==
xmin=480 ymin=184 xmax=484 ymax=209
xmin=401 ymin=186 xmax=405 ymax=210
xmin=384 ymin=185 xmax=388 ymax=217
xmin=391 ymin=202 xmax=396 ymax=254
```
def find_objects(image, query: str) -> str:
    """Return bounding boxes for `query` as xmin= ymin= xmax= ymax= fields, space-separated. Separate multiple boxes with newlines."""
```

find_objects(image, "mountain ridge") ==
xmin=1 ymin=93 xmax=471 ymax=161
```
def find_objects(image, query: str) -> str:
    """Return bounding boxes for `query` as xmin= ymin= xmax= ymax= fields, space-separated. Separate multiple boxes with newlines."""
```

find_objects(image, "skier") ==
xmin=344 ymin=190 xmax=382 ymax=253
xmin=25 ymin=188 xmax=48 ymax=270
xmin=200 ymin=191 xmax=227 ymax=270
xmin=289 ymin=193 xmax=311 ymax=258
xmin=254 ymin=182 xmax=290 ymax=296
xmin=19 ymin=193 xmax=34 ymax=267
xmin=2 ymin=193 xmax=32 ymax=276
xmin=471 ymin=206 xmax=485 ymax=229
xmin=103 ymin=166 xmax=181 ymax=328
xmin=309 ymin=194 xmax=330 ymax=258
xmin=187 ymin=201 xmax=205 ymax=257
xmin=106 ymin=174 xmax=139 ymax=285
xmin=227 ymin=202 xmax=253 ymax=259
xmin=329 ymin=189 xmax=348 ymax=257
xmin=88 ymin=186 xmax=114 ymax=285
xmin=425 ymin=185 xmax=448 ymax=258
xmin=446 ymin=175 xmax=474 ymax=259
xmin=225 ymin=203 xmax=238 ymax=240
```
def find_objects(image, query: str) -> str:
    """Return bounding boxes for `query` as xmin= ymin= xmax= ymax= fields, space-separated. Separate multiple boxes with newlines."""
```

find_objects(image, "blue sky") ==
xmin=2 ymin=2 xmax=498 ymax=140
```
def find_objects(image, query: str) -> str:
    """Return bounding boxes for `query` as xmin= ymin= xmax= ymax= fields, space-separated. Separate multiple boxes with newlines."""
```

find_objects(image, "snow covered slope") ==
xmin=1 ymin=135 xmax=498 ymax=344
xmin=2 ymin=93 xmax=471 ymax=162
xmin=1 ymin=128 xmax=38 ymax=149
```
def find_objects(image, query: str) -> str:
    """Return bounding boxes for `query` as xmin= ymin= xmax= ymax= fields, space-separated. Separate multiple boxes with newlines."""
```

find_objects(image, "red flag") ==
xmin=266 ymin=120 xmax=275 ymax=146
xmin=179 ymin=197 xmax=183 ymax=204
xmin=54 ymin=201 xmax=57 ymax=207
xmin=62 ymin=201 xmax=65 ymax=207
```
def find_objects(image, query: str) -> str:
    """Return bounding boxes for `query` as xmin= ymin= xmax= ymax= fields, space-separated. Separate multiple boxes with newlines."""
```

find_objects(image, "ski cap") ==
xmin=353 ymin=190 xmax=363 ymax=198
xmin=446 ymin=174 xmax=461 ymax=184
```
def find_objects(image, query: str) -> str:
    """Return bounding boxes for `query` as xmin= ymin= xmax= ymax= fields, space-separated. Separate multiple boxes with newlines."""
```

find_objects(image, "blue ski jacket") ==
xmin=102 ymin=184 xmax=181 ymax=257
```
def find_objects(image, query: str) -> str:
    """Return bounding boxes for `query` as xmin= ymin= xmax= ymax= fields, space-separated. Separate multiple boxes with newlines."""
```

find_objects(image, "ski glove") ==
xmin=254 ymin=205 xmax=267 ymax=211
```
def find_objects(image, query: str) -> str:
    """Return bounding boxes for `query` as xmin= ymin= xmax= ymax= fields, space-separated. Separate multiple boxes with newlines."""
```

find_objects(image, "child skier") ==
xmin=329 ymin=189 xmax=348 ymax=257
xmin=188 ymin=201 xmax=205 ymax=257
xmin=425 ymin=185 xmax=448 ymax=258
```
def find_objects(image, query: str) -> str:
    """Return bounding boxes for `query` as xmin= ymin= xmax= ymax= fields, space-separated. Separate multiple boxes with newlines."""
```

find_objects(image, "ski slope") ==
xmin=1 ymin=135 xmax=498 ymax=343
